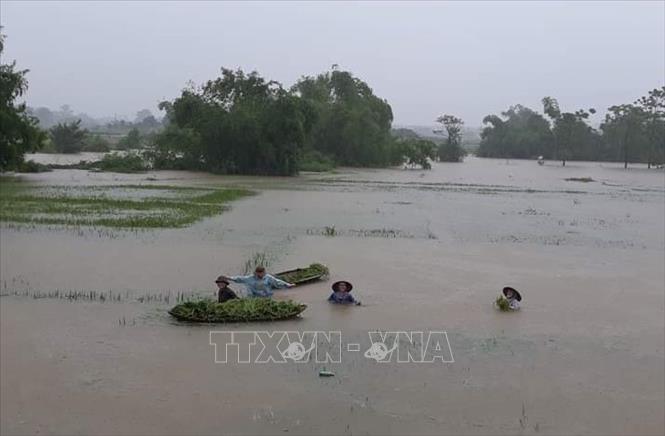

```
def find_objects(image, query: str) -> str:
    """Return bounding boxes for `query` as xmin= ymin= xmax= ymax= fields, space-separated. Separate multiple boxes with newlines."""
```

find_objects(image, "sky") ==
xmin=1 ymin=1 xmax=664 ymax=126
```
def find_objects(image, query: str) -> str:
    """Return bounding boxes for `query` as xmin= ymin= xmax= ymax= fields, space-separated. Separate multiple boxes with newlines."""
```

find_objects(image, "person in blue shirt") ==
xmin=328 ymin=281 xmax=361 ymax=305
xmin=221 ymin=266 xmax=295 ymax=298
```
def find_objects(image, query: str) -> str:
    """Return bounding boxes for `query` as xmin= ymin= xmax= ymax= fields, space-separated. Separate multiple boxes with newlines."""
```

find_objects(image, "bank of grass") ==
xmin=0 ymin=180 xmax=253 ymax=229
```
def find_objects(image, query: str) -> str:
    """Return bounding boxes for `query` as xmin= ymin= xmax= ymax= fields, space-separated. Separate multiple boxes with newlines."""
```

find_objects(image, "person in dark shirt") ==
xmin=215 ymin=276 xmax=238 ymax=303
xmin=328 ymin=281 xmax=360 ymax=305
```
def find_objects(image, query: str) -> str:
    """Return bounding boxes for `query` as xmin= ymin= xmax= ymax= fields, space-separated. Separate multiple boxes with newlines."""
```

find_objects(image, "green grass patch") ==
xmin=0 ymin=182 xmax=253 ymax=229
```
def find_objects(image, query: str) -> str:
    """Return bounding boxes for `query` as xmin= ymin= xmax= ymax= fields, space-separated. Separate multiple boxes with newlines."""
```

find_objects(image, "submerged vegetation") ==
xmin=242 ymin=251 xmax=273 ymax=275
xmin=169 ymin=298 xmax=307 ymax=323
xmin=0 ymin=180 xmax=252 ymax=229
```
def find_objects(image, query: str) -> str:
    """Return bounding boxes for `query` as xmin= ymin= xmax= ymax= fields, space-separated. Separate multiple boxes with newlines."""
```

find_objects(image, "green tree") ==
xmin=0 ymin=30 xmax=45 ymax=170
xmin=398 ymin=138 xmax=437 ymax=169
xmin=292 ymin=68 xmax=398 ymax=167
xmin=478 ymin=105 xmax=553 ymax=159
xmin=542 ymin=97 xmax=596 ymax=166
xmin=83 ymin=134 xmax=110 ymax=152
xmin=117 ymin=128 xmax=142 ymax=150
xmin=153 ymin=68 xmax=311 ymax=175
xmin=435 ymin=114 xmax=466 ymax=162
xmin=50 ymin=120 xmax=87 ymax=153
xmin=635 ymin=87 xmax=665 ymax=167
xmin=600 ymin=104 xmax=647 ymax=169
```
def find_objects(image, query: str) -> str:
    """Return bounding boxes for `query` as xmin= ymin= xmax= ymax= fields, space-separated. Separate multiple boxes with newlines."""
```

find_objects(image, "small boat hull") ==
xmin=275 ymin=263 xmax=329 ymax=286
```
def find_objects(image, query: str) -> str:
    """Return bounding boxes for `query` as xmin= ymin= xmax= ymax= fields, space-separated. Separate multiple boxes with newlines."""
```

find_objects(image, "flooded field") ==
xmin=2 ymin=157 xmax=664 ymax=435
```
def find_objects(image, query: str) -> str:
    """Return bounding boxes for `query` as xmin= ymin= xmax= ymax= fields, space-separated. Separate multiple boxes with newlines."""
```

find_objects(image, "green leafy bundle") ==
xmin=495 ymin=295 xmax=511 ymax=312
xmin=169 ymin=298 xmax=307 ymax=323
xmin=276 ymin=263 xmax=329 ymax=284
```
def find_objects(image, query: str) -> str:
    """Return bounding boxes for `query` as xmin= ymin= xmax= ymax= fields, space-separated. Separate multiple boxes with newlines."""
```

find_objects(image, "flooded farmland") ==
xmin=1 ymin=157 xmax=664 ymax=435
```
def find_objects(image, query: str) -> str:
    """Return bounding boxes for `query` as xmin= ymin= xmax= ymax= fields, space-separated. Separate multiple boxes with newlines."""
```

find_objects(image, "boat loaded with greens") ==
xmin=168 ymin=298 xmax=307 ymax=323
xmin=275 ymin=263 xmax=329 ymax=286
xmin=168 ymin=263 xmax=328 ymax=322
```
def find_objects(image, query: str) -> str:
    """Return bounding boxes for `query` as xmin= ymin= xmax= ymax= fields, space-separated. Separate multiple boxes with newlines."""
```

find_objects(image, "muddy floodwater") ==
xmin=2 ymin=157 xmax=664 ymax=435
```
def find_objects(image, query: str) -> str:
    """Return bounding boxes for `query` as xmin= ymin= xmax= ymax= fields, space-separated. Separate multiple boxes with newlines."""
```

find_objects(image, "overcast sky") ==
xmin=2 ymin=1 xmax=663 ymax=125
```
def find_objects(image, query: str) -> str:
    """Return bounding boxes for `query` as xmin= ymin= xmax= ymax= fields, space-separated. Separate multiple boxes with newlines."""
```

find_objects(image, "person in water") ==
xmin=328 ymin=281 xmax=361 ymax=305
xmin=502 ymin=286 xmax=522 ymax=310
xmin=221 ymin=266 xmax=295 ymax=298
xmin=215 ymin=276 xmax=238 ymax=303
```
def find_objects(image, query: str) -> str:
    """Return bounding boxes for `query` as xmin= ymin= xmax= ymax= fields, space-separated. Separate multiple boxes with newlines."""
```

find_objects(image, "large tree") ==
xmin=435 ymin=114 xmax=466 ymax=162
xmin=477 ymin=105 xmax=553 ymax=159
xmin=600 ymin=104 xmax=647 ymax=169
xmin=292 ymin=68 xmax=399 ymax=167
xmin=634 ymin=87 xmax=665 ymax=167
xmin=542 ymin=97 xmax=597 ymax=166
xmin=50 ymin=120 xmax=87 ymax=153
xmin=153 ymin=68 xmax=311 ymax=175
xmin=0 ymin=31 xmax=45 ymax=170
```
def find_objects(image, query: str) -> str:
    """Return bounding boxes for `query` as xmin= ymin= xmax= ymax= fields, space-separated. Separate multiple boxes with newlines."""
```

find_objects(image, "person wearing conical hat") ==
xmin=328 ymin=281 xmax=360 ymax=305
xmin=502 ymin=286 xmax=522 ymax=310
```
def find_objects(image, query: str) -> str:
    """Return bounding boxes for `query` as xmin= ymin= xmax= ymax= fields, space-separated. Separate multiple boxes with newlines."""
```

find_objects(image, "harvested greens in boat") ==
xmin=169 ymin=298 xmax=307 ymax=323
xmin=275 ymin=263 xmax=329 ymax=285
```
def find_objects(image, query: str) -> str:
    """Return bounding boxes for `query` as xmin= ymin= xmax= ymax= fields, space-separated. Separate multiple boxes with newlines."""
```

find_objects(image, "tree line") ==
xmin=150 ymin=67 xmax=464 ymax=175
xmin=2 ymin=27 xmax=661 ymax=173
xmin=477 ymin=89 xmax=665 ymax=168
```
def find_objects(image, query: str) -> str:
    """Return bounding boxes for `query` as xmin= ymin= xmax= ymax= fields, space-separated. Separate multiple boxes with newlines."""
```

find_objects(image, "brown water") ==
xmin=2 ymin=158 xmax=664 ymax=435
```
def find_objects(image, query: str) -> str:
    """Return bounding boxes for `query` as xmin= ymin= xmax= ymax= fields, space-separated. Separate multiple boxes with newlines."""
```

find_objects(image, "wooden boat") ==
xmin=275 ymin=263 xmax=329 ymax=286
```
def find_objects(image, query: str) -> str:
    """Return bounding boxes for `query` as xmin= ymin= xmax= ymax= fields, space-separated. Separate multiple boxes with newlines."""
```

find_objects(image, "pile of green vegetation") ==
xmin=495 ymin=295 xmax=511 ymax=312
xmin=276 ymin=263 xmax=329 ymax=284
xmin=0 ymin=182 xmax=252 ymax=229
xmin=95 ymin=152 xmax=147 ymax=173
xmin=169 ymin=298 xmax=307 ymax=323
